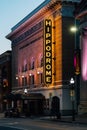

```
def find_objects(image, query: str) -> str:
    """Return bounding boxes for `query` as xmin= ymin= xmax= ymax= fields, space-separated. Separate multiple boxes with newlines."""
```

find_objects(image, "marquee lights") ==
xmin=44 ymin=19 xmax=52 ymax=84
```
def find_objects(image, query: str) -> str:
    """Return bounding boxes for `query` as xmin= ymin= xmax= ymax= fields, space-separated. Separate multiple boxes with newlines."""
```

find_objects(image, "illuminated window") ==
xmin=24 ymin=59 xmax=27 ymax=72
xmin=39 ymin=54 xmax=43 ymax=67
xmin=3 ymin=79 xmax=8 ymax=87
xmin=29 ymin=57 xmax=35 ymax=70
xmin=22 ymin=60 xmax=27 ymax=72
xmin=38 ymin=54 xmax=43 ymax=67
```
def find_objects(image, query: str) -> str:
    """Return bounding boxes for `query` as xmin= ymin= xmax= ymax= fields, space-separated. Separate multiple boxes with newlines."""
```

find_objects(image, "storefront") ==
xmin=4 ymin=92 xmax=45 ymax=116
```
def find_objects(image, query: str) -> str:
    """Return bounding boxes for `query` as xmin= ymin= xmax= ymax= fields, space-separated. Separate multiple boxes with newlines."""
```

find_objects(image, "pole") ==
xmin=70 ymin=78 xmax=75 ymax=121
xmin=72 ymin=99 xmax=75 ymax=121
xmin=71 ymin=85 xmax=75 ymax=121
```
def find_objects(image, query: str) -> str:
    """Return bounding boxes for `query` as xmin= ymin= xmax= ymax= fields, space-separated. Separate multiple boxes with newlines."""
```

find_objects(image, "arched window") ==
xmin=22 ymin=59 xmax=27 ymax=72
xmin=31 ymin=61 xmax=34 ymax=69
xmin=41 ymin=57 xmax=43 ymax=67
xmin=31 ymin=57 xmax=35 ymax=70
xmin=24 ymin=59 xmax=27 ymax=71
xmin=38 ymin=54 xmax=43 ymax=67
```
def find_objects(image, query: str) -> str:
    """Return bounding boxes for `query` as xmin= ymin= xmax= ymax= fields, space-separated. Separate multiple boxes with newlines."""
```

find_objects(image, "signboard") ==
xmin=44 ymin=19 xmax=52 ymax=84
xmin=74 ymin=49 xmax=80 ymax=75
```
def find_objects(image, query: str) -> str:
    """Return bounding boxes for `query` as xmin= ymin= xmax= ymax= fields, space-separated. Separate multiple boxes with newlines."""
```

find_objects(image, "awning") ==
xmin=3 ymin=93 xmax=45 ymax=100
xmin=15 ymin=93 xmax=45 ymax=100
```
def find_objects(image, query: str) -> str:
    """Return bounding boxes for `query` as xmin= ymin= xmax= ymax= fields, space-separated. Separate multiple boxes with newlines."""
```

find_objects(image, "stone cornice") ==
xmin=6 ymin=0 xmax=62 ymax=40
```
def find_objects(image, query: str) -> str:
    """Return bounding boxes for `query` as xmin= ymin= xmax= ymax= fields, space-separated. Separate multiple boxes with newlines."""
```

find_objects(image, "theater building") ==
xmin=75 ymin=0 xmax=87 ymax=114
xmin=6 ymin=0 xmax=80 ymax=116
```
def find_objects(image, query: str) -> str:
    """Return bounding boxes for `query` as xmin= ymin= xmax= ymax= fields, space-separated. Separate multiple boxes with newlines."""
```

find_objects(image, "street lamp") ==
xmin=70 ymin=26 xmax=77 ymax=33
xmin=70 ymin=21 xmax=80 ymax=114
xmin=70 ymin=77 xmax=75 ymax=121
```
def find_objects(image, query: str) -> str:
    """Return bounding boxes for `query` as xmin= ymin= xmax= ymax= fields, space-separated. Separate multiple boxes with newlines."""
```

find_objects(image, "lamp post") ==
xmin=70 ymin=20 xmax=80 ymax=114
xmin=70 ymin=77 xmax=75 ymax=121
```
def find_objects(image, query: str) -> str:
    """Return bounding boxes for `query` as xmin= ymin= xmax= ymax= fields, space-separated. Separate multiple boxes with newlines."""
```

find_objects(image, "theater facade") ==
xmin=6 ymin=0 xmax=79 ymax=116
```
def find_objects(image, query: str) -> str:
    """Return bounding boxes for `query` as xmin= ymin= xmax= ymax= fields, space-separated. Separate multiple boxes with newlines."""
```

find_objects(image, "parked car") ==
xmin=4 ymin=107 xmax=20 ymax=118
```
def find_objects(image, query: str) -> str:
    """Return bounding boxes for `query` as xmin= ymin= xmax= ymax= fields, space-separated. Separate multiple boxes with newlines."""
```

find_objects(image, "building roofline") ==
xmin=11 ymin=0 xmax=51 ymax=31
xmin=0 ymin=50 xmax=11 ymax=58
xmin=6 ymin=0 xmax=80 ymax=39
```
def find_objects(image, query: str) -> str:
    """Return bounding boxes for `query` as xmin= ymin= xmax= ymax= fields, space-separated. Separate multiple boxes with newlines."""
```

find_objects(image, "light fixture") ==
xmin=37 ymin=71 xmax=40 ymax=74
xmin=70 ymin=26 xmax=77 ymax=32
xmin=24 ymin=88 xmax=28 ymax=94
xmin=22 ymin=75 xmax=24 ymax=78
xmin=29 ymin=73 xmax=32 ymax=76
xmin=16 ymin=76 xmax=18 ymax=80
xmin=70 ymin=78 xmax=75 ymax=84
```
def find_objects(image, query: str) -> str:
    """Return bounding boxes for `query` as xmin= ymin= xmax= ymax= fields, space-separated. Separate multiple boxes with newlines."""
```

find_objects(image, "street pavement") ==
xmin=0 ymin=112 xmax=87 ymax=125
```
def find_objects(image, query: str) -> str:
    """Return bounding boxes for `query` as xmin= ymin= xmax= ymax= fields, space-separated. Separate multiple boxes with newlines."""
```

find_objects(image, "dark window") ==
xmin=29 ymin=75 xmax=34 ymax=85
xmin=31 ymin=61 xmax=34 ymax=69
xmin=41 ymin=57 xmax=43 ymax=67
xmin=22 ymin=77 xmax=27 ymax=86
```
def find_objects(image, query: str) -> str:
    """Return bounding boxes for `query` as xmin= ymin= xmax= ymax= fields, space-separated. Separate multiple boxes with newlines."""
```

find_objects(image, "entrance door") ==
xmin=51 ymin=96 xmax=61 ymax=118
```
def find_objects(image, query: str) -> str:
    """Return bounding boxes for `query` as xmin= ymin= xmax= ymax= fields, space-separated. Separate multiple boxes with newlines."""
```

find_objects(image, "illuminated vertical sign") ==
xmin=74 ymin=49 xmax=80 ymax=75
xmin=82 ymin=37 xmax=87 ymax=80
xmin=44 ymin=19 xmax=52 ymax=84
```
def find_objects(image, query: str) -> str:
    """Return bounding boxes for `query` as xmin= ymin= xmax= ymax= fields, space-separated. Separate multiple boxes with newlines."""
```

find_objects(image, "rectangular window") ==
xmin=29 ymin=75 xmax=34 ymax=85
xmin=31 ymin=61 xmax=34 ymax=69
xmin=22 ymin=77 xmax=27 ymax=86
xmin=41 ymin=58 xmax=43 ymax=67
xmin=22 ymin=77 xmax=24 ymax=86
xmin=38 ymin=73 xmax=43 ymax=84
xmin=25 ymin=77 xmax=27 ymax=86
xmin=41 ymin=73 xmax=43 ymax=83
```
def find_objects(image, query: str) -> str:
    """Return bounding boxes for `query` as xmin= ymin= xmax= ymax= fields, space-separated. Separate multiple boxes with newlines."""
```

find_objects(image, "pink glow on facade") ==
xmin=74 ymin=56 xmax=76 ymax=68
xmin=82 ymin=36 xmax=87 ymax=80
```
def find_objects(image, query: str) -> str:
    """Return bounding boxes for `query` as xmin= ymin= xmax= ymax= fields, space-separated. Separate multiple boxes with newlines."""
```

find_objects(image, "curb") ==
xmin=40 ymin=117 xmax=87 ymax=125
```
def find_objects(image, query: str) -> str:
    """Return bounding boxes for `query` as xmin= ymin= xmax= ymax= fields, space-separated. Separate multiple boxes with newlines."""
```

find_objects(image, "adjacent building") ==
xmin=6 ymin=0 xmax=80 ymax=116
xmin=0 ymin=51 xmax=12 ymax=112
xmin=75 ymin=0 xmax=87 ymax=114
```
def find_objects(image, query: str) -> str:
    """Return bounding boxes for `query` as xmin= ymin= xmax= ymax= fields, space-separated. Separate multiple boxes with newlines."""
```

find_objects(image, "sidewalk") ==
xmin=40 ymin=114 xmax=87 ymax=125
xmin=0 ymin=113 xmax=4 ymax=118
xmin=0 ymin=112 xmax=87 ymax=125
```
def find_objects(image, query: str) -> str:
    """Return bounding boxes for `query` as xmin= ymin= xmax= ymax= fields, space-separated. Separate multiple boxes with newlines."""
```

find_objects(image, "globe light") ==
xmin=70 ymin=78 xmax=75 ymax=84
xmin=24 ymin=88 xmax=28 ymax=94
